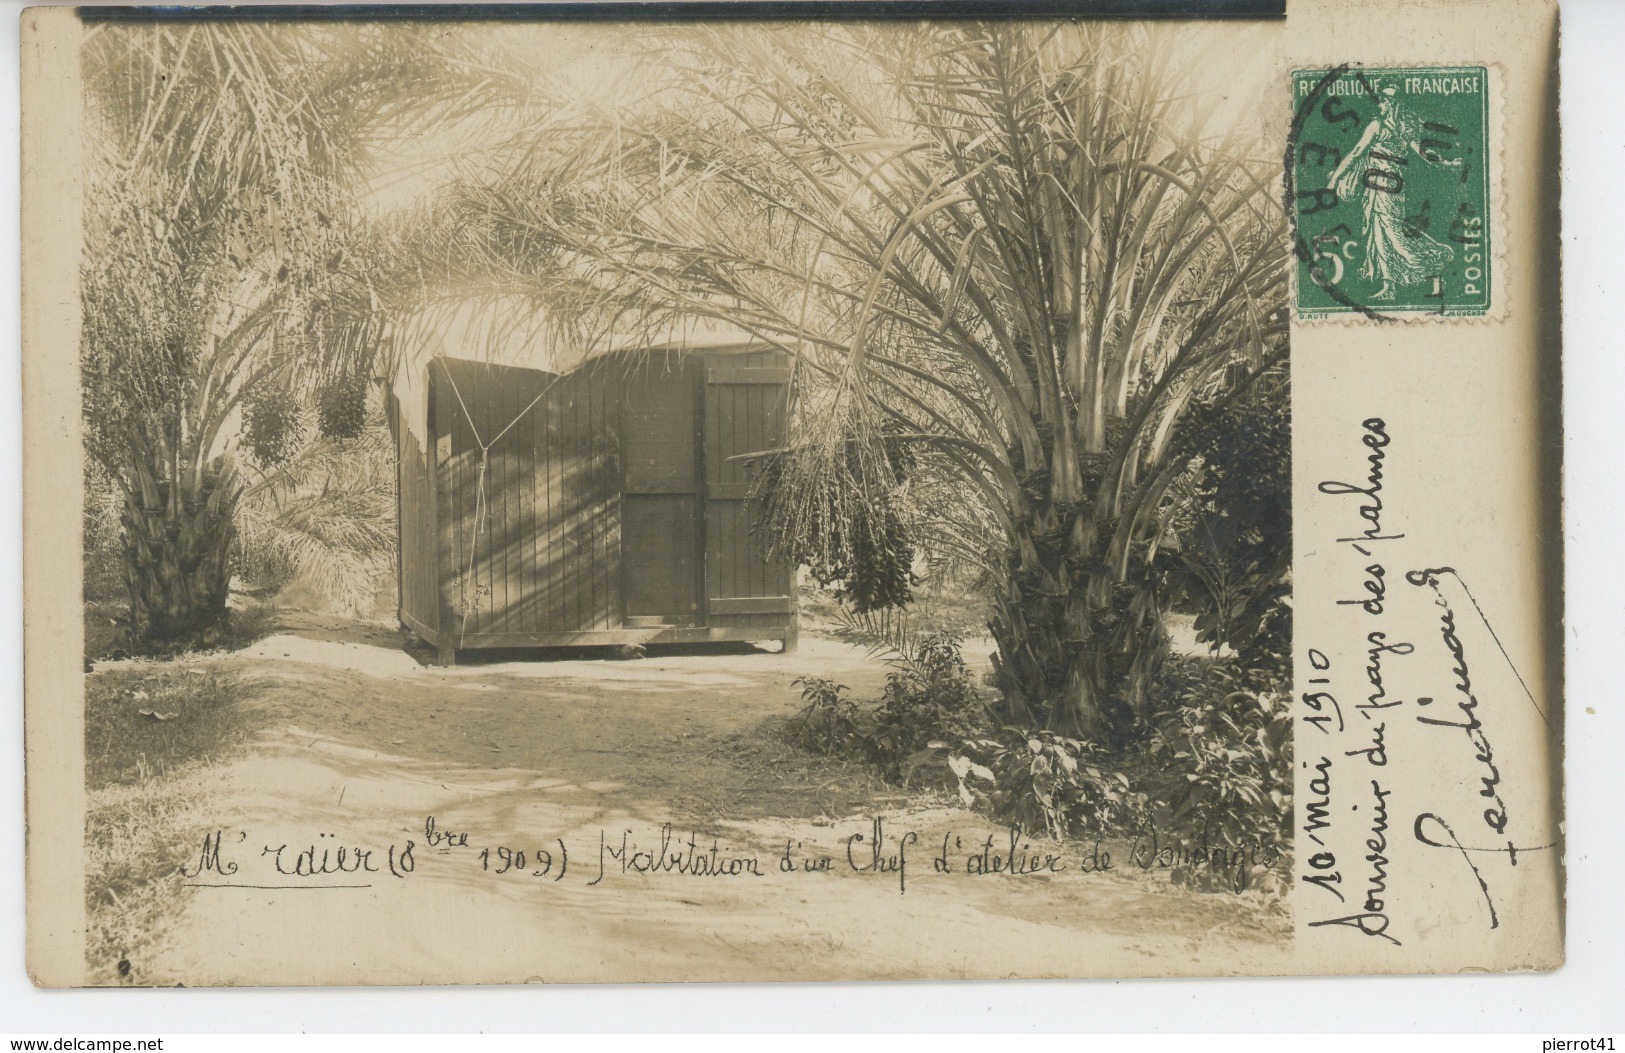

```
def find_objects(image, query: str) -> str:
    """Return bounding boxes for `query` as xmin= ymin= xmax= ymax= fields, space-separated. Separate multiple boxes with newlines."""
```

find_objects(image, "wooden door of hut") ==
xmin=702 ymin=357 xmax=797 ymax=635
xmin=390 ymin=344 xmax=796 ymax=662
xmin=621 ymin=360 xmax=703 ymax=626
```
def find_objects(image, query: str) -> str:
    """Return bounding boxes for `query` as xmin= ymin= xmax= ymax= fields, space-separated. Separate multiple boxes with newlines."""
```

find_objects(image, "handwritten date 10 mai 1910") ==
xmin=1301 ymin=417 xmax=1409 ymax=946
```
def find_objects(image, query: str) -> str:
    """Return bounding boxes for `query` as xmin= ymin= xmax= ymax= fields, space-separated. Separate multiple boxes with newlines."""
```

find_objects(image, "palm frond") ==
xmin=828 ymin=604 xmax=926 ymax=674
xmin=234 ymin=425 xmax=395 ymax=615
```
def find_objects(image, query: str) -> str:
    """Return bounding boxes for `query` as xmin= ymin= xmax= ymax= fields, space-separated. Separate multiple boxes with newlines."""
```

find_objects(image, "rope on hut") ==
xmin=436 ymin=358 xmax=565 ymax=648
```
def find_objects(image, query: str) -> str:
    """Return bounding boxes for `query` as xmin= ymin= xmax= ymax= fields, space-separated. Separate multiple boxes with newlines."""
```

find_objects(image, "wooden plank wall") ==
xmin=401 ymin=349 xmax=794 ymax=649
xmin=433 ymin=358 xmax=622 ymax=640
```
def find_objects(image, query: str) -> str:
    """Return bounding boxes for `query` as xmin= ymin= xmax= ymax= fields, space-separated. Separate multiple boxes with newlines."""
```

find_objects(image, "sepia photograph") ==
xmin=20 ymin=0 xmax=1568 ymax=998
xmin=72 ymin=13 xmax=1295 ymax=985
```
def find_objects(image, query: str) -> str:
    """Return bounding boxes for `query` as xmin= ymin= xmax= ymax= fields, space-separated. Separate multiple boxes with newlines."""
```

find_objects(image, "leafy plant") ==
xmin=1139 ymin=654 xmax=1292 ymax=889
xmin=234 ymin=425 xmax=397 ymax=615
xmin=785 ymin=634 xmax=1291 ymax=895
xmin=867 ymin=634 xmax=990 ymax=783
xmin=1157 ymin=366 xmax=1292 ymax=659
xmin=951 ymin=730 xmax=1145 ymax=842
xmin=789 ymin=676 xmax=863 ymax=757
xmin=788 ymin=635 xmax=992 ymax=786
xmin=945 ymin=650 xmax=1291 ymax=887
xmin=826 ymin=603 xmax=928 ymax=671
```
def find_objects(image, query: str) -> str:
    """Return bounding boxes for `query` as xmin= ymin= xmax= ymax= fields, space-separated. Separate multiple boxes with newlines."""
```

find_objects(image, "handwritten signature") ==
xmin=1405 ymin=566 xmax=1556 ymax=929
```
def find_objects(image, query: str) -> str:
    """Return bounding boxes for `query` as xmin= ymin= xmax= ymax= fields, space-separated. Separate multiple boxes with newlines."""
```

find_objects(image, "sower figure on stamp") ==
xmin=1328 ymin=85 xmax=1463 ymax=302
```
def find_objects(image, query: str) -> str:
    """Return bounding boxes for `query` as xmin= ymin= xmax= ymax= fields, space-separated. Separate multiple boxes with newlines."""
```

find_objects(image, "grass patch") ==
xmin=86 ymin=664 xmax=250 ymax=787
xmin=84 ymin=661 xmax=259 ymax=984
xmin=85 ymin=768 xmax=214 ymax=986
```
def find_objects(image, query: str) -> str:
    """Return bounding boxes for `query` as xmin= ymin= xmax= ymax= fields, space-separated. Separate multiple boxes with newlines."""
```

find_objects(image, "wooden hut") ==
xmin=386 ymin=305 xmax=797 ymax=663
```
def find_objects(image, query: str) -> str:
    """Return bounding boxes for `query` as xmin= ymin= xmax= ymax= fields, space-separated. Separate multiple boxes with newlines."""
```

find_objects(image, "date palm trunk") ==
xmin=987 ymin=481 xmax=1169 ymax=743
xmin=119 ymin=457 xmax=238 ymax=651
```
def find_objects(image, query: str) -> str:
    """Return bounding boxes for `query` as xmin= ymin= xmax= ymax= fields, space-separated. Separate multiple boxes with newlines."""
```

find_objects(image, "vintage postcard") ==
xmin=21 ymin=0 xmax=1562 ymax=987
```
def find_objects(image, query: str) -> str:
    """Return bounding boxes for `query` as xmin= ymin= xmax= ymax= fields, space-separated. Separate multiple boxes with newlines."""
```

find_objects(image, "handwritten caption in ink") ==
xmin=180 ymin=815 xmax=1277 ymax=896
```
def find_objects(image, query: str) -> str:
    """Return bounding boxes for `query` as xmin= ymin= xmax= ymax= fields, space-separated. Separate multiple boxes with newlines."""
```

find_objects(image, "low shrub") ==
xmin=950 ymin=729 xmax=1146 ymax=841
xmin=1143 ymin=653 xmax=1292 ymax=887
xmin=867 ymin=634 xmax=989 ymax=783
xmin=787 ymin=634 xmax=1292 ymax=894
xmin=788 ymin=633 xmax=993 ymax=785
xmin=788 ymin=676 xmax=864 ymax=757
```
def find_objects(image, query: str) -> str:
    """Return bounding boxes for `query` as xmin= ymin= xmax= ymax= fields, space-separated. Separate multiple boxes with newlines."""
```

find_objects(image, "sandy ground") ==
xmin=106 ymin=615 xmax=1290 ymax=986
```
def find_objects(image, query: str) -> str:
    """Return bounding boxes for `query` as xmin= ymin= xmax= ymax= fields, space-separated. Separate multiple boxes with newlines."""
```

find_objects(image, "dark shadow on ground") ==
xmin=449 ymin=640 xmax=774 ymax=666
xmin=84 ymin=597 xmax=287 ymax=667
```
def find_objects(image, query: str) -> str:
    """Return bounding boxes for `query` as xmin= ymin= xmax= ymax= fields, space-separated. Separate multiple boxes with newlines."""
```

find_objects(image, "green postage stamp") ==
xmin=1290 ymin=66 xmax=1491 ymax=318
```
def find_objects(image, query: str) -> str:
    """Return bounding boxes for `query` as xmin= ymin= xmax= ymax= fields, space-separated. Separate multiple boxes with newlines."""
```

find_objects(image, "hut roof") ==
xmin=385 ymin=295 xmax=767 ymax=449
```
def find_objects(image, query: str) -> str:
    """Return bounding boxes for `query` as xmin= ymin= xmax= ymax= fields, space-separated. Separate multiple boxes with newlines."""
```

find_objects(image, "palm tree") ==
xmin=446 ymin=22 xmax=1289 ymax=738
xmin=80 ymin=21 xmax=522 ymax=648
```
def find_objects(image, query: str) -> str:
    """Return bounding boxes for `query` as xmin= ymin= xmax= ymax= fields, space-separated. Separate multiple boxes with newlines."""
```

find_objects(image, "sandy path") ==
xmin=133 ymin=624 xmax=1290 ymax=985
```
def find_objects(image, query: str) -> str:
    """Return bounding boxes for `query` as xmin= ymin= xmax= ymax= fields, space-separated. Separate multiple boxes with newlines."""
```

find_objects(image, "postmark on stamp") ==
xmin=1288 ymin=65 xmax=1491 ymax=319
